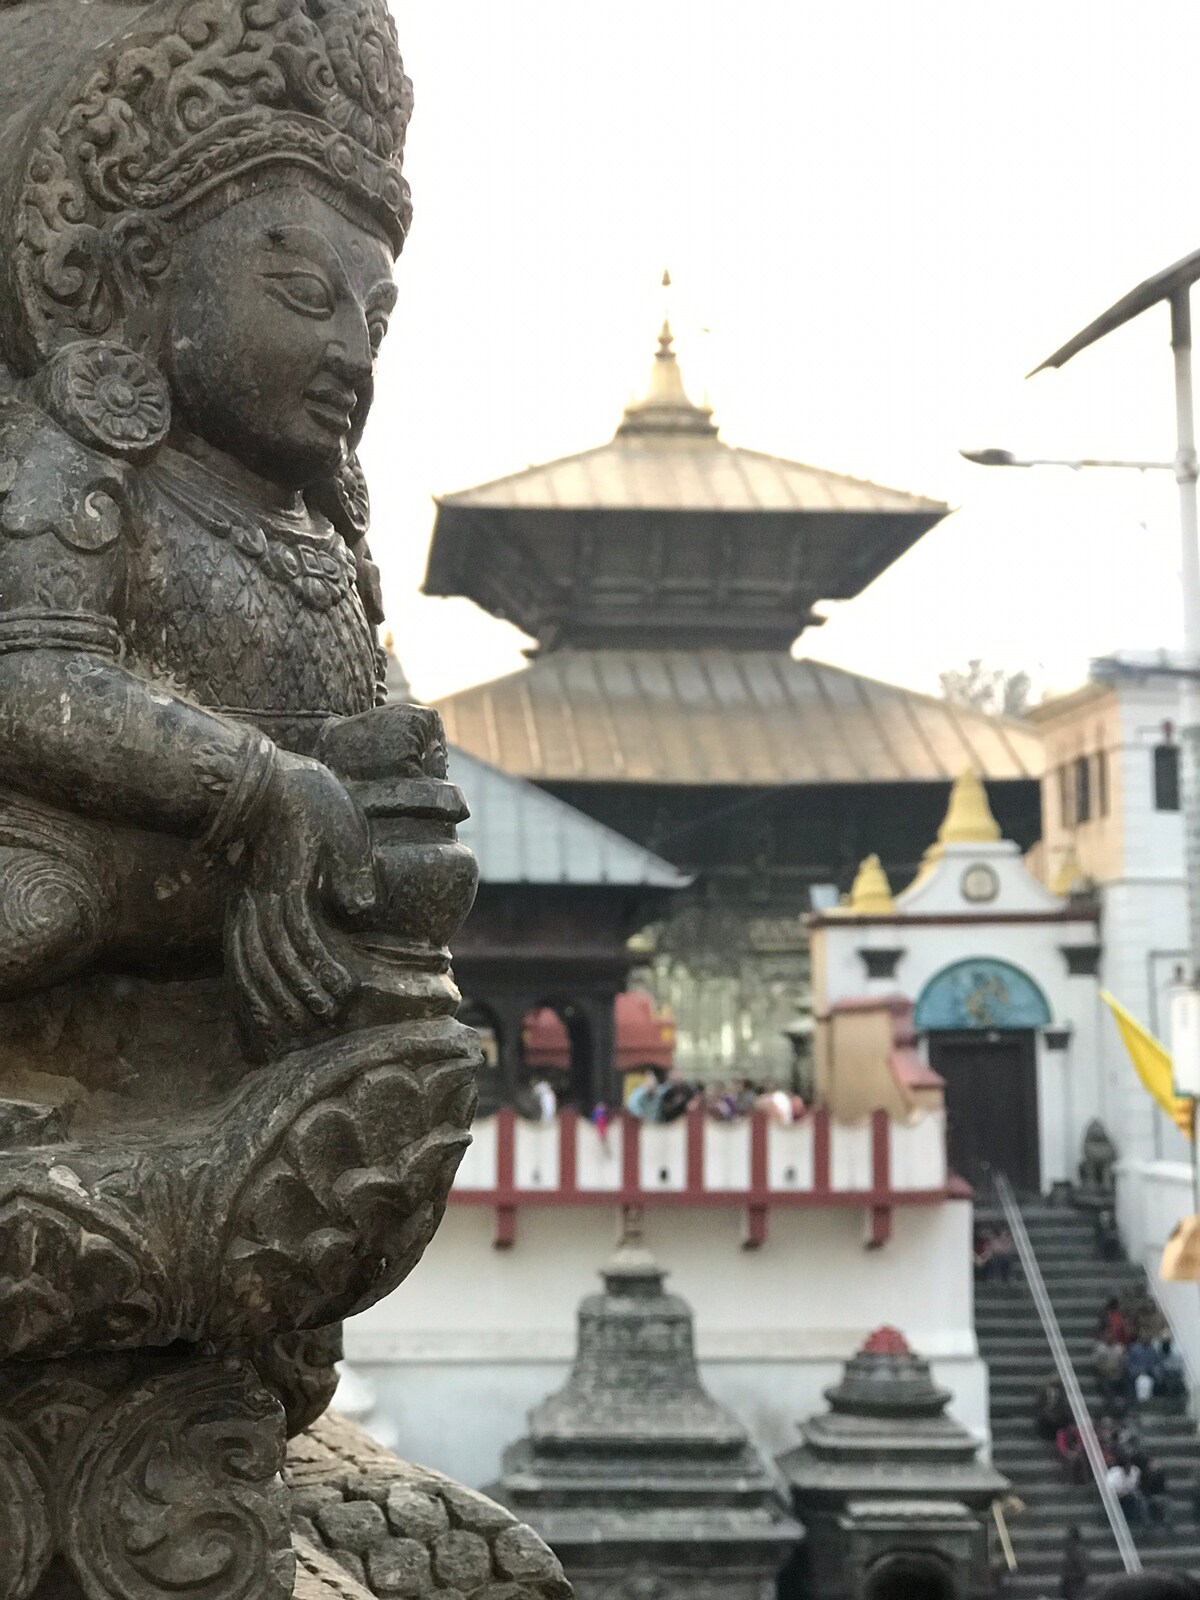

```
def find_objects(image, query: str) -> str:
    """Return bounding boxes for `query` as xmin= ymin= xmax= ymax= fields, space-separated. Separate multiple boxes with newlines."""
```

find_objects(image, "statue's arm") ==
xmin=0 ymin=424 xmax=375 ymax=1049
xmin=0 ymin=648 xmax=270 ymax=839
xmin=0 ymin=479 xmax=266 ymax=841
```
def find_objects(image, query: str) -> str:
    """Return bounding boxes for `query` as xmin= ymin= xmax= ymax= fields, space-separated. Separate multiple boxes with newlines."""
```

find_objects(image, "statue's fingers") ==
xmin=227 ymin=909 xmax=277 ymax=1039
xmin=261 ymin=894 xmax=337 ymax=1019
xmin=240 ymin=894 xmax=310 ymax=1031
xmin=283 ymin=890 xmax=355 ymax=1008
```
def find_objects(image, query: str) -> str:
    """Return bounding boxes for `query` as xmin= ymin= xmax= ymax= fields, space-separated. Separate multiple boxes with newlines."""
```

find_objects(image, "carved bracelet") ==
xmin=200 ymin=733 xmax=279 ymax=860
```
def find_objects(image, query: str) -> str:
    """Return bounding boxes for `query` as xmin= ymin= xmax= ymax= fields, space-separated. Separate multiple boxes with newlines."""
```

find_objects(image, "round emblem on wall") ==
xmin=961 ymin=862 xmax=1000 ymax=904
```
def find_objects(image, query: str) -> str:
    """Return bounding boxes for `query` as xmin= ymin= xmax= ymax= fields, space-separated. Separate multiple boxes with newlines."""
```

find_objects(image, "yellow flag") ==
xmin=1100 ymin=990 xmax=1195 ymax=1139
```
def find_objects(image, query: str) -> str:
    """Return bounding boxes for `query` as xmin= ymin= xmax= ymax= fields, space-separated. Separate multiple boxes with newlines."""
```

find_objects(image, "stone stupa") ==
xmin=777 ymin=1328 xmax=1007 ymax=1600
xmin=490 ymin=1226 xmax=801 ymax=1600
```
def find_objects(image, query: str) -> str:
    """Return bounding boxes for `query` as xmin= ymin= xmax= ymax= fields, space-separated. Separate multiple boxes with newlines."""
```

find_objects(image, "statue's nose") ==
xmin=327 ymin=321 xmax=374 ymax=389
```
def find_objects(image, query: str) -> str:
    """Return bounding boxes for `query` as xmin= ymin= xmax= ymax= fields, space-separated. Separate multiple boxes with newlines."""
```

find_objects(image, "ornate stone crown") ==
xmin=2 ymin=0 xmax=413 ymax=364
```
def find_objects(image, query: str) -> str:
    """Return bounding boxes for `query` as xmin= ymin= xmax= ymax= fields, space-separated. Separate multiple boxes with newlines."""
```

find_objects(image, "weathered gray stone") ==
xmin=490 ymin=1237 xmax=799 ymax=1600
xmin=317 ymin=1501 xmax=392 ymax=1555
xmin=295 ymin=1516 xmax=323 ymax=1551
xmin=493 ymin=1526 xmax=566 ymax=1585
xmin=288 ymin=1415 xmax=573 ymax=1600
xmin=0 ymin=4 xmax=485 ymax=1596
xmin=442 ymin=1482 xmax=520 ymax=1535
xmin=432 ymin=1530 xmax=493 ymax=1592
xmin=365 ymin=1538 xmax=434 ymax=1597
xmin=387 ymin=1485 xmax=453 ymax=1542
xmin=776 ymin=1329 xmax=1009 ymax=1600
xmin=334 ymin=1552 xmax=369 ymax=1587
xmin=297 ymin=1486 xmax=351 ymax=1520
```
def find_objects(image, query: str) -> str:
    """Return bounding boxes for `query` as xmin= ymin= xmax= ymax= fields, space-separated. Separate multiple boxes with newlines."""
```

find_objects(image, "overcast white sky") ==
xmin=362 ymin=2 xmax=1197 ymax=705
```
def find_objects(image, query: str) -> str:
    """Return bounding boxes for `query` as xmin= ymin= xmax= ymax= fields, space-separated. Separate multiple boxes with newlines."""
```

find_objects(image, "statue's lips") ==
xmin=304 ymin=384 xmax=355 ymax=432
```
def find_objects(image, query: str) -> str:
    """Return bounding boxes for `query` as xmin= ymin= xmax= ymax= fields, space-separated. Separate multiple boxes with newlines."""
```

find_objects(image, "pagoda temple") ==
xmin=426 ymin=319 xmax=1043 ymax=1091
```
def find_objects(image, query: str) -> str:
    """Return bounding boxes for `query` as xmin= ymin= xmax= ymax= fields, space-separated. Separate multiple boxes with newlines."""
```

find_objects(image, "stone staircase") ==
xmin=976 ymin=1201 xmax=1200 ymax=1596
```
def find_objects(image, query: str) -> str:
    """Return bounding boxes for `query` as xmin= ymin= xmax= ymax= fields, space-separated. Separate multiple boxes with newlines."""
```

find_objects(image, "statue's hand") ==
xmin=226 ymin=752 xmax=376 ymax=1056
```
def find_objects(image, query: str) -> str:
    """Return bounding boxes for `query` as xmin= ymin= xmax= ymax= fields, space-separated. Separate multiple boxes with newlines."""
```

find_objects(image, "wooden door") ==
xmin=928 ymin=1029 xmax=1040 ymax=1193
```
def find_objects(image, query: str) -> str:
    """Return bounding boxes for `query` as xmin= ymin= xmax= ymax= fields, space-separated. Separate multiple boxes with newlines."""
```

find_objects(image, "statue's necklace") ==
xmin=150 ymin=452 xmax=355 ymax=614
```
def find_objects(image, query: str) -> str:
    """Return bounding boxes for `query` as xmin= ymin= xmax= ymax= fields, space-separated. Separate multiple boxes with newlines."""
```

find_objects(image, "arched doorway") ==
xmin=522 ymin=1002 xmax=595 ymax=1111
xmin=915 ymin=958 xmax=1051 ymax=1193
xmin=863 ymin=1551 xmax=956 ymax=1600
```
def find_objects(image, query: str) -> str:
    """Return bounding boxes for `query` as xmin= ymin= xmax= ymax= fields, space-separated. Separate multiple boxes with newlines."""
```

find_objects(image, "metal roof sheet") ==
xmin=437 ymin=654 xmax=1044 ymax=786
xmin=437 ymin=437 xmax=947 ymax=518
xmin=448 ymin=744 xmax=689 ymax=887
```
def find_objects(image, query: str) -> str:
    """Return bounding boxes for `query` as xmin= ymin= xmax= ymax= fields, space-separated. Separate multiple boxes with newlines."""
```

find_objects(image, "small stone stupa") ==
xmin=776 ymin=1329 xmax=1007 ymax=1600
xmin=490 ymin=1227 xmax=800 ymax=1600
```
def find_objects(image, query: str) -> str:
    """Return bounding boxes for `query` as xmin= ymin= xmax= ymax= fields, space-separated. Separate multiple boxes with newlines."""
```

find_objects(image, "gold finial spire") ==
xmin=937 ymin=768 xmax=1001 ymax=847
xmin=846 ymin=854 xmax=896 ymax=915
xmin=901 ymin=769 xmax=1001 ymax=895
xmin=617 ymin=273 xmax=716 ymax=438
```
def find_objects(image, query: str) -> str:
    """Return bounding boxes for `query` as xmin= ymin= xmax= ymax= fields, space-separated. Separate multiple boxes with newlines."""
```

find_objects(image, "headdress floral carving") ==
xmin=7 ymin=0 xmax=413 ymax=364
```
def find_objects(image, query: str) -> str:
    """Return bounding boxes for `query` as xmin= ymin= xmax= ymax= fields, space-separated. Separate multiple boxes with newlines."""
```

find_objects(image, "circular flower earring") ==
xmin=38 ymin=340 xmax=171 ymax=464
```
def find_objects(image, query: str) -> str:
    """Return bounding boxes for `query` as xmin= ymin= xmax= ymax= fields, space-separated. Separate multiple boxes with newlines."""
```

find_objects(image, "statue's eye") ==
xmin=263 ymin=271 xmax=334 ymax=318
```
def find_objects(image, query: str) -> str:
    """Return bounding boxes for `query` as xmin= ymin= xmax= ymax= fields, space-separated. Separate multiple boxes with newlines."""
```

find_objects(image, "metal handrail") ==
xmin=992 ymin=1172 xmax=1141 ymax=1575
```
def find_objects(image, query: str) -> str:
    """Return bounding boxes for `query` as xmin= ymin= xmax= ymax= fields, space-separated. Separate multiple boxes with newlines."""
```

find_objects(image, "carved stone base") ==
xmin=1 ymin=1351 xmax=293 ymax=1600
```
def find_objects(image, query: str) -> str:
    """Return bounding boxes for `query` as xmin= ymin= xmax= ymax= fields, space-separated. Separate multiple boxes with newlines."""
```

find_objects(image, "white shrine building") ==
xmin=810 ymin=768 xmax=1103 ymax=1195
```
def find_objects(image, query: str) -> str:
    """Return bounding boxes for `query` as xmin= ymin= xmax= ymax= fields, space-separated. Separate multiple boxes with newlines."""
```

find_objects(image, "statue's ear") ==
xmin=108 ymin=214 xmax=172 ymax=353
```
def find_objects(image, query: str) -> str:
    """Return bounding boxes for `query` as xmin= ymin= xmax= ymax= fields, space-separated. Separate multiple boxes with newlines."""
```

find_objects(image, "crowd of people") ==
xmin=1026 ymin=1288 xmax=1193 ymax=1572
xmin=625 ymin=1068 xmax=806 ymax=1126
xmin=519 ymin=1066 xmax=807 ymax=1127
xmin=1093 ymin=1295 xmax=1188 ymax=1410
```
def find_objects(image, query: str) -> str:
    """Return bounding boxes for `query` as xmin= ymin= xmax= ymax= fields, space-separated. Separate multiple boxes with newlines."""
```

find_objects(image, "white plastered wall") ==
xmin=343 ymin=1198 xmax=983 ymax=1489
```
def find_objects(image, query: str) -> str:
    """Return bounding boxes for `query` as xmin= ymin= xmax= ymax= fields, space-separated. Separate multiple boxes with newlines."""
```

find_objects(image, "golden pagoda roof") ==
xmin=425 ymin=312 xmax=950 ymax=653
xmin=615 ymin=317 xmax=717 ymax=439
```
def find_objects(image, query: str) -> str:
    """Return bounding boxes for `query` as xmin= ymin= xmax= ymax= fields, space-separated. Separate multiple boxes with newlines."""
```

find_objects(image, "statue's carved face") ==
xmin=164 ymin=186 xmax=396 ymax=489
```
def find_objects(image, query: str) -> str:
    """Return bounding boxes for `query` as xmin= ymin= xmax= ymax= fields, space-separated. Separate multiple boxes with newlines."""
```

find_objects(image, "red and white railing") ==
xmin=451 ymin=1105 xmax=964 ymax=1249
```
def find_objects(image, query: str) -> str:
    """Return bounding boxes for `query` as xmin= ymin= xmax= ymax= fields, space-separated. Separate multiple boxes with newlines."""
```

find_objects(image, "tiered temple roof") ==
xmin=436 ymin=653 xmax=1041 ymax=787
xmin=426 ymin=322 xmax=1041 ymax=792
xmin=425 ymin=320 xmax=948 ymax=656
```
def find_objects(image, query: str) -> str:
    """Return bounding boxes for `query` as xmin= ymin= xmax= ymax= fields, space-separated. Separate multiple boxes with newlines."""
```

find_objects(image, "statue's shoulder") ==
xmin=0 ymin=341 xmax=169 ymax=555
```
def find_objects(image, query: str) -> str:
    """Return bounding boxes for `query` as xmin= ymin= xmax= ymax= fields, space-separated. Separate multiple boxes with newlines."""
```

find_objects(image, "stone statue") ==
xmin=1078 ymin=1119 xmax=1118 ymax=1201
xmin=0 ymin=5 xmax=489 ymax=1596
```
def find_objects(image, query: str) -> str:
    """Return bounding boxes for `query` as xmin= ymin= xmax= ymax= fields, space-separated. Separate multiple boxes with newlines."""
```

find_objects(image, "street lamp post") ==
xmin=960 ymin=448 xmax=1172 ymax=471
xmin=965 ymin=259 xmax=1200 ymax=988
xmin=965 ymin=252 xmax=1200 ymax=1293
xmin=1029 ymin=258 xmax=1200 ymax=994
